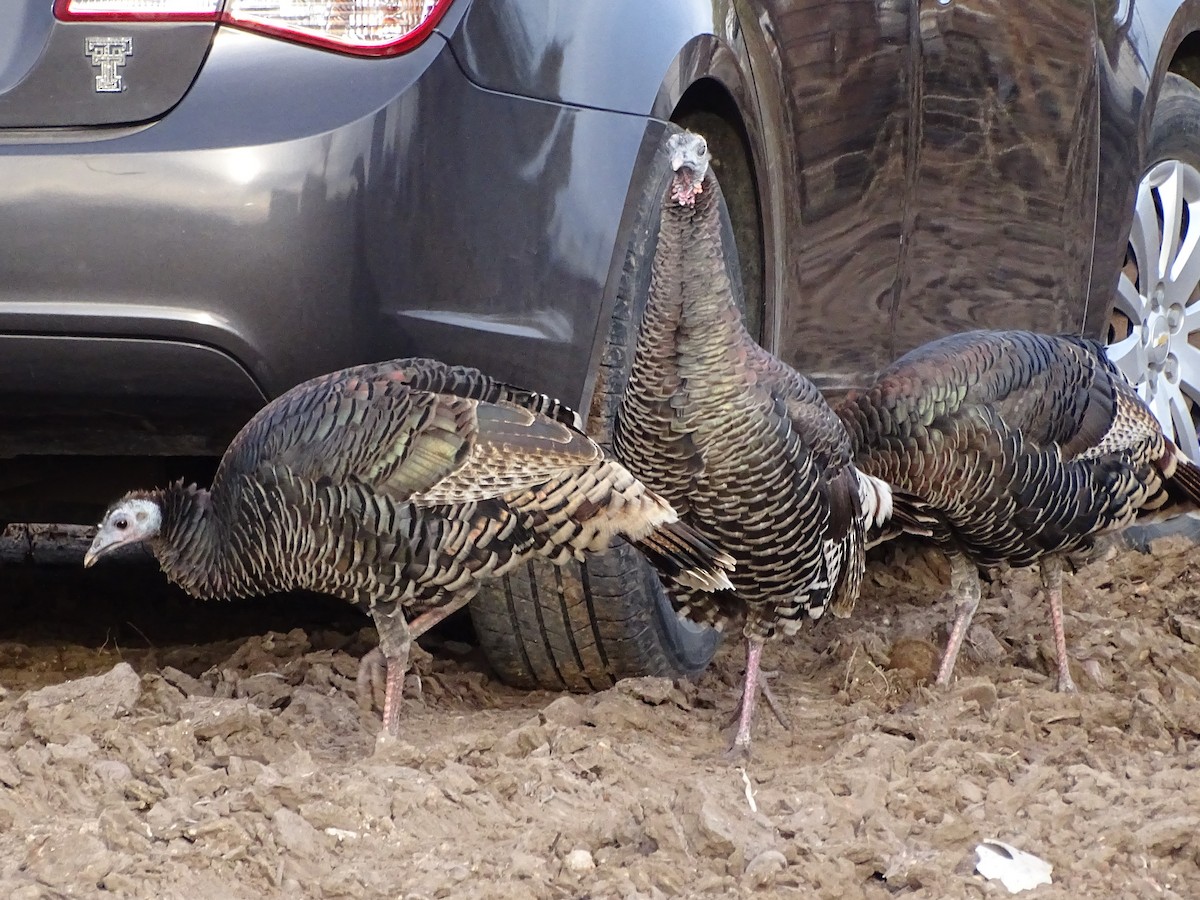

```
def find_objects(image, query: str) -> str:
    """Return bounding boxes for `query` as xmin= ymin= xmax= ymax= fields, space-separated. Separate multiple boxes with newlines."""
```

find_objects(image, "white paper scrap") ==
xmin=974 ymin=840 xmax=1053 ymax=893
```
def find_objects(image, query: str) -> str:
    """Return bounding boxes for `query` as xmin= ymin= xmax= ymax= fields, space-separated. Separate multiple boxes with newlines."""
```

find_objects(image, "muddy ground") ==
xmin=0 ymin=531 xmax=1198 ymax=899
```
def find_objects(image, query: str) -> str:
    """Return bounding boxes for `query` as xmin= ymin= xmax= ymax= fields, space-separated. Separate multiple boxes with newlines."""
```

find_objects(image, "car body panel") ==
xmin=1084 ymin=0 xmax=1200 ymax=336
xmin=376 ymin=77 xmax=658 ymax=405
xmin=0 ymin=27 xmax=448 ymax=403
xmin=448 ymin=0 xmax=727 ymax=114
xmin=0 ymin=1 xmax=216 ymax=127
xmin=0 ymin=25 xmax=658 ymax=448
xmin=892 ymin=0 xmax=1101 ymax=358
xmin=748 ymin=0 xmax=912 ymax=390
xmin=0 ymin=335 xmax=263 ymax=458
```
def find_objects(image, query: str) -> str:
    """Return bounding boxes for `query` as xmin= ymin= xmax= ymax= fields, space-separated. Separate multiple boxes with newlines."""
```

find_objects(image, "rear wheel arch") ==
xmin=1168 ymin=30 xmax=1200 ymax=85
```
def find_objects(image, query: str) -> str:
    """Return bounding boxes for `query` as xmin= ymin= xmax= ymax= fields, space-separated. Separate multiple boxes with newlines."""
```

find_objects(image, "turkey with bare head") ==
xmin=614 ymin=130 xmax=893 ymax=756
xmin=86 ymin=357 xmax=734 ymax=736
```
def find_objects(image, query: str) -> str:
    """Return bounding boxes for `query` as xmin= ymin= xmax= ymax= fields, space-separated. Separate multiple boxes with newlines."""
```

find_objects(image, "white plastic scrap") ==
xmin=737 ymin=766 xmax=758 ymax=813
xmin=974 ymin=840 xmax=1053 ymax=893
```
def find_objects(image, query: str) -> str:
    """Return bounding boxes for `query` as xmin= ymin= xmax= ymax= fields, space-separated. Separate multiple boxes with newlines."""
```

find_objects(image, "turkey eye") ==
xmin=114 ymin=518 xmax=128 ymax=531
xmin=698 ymin=141 xmax=707 ymax=156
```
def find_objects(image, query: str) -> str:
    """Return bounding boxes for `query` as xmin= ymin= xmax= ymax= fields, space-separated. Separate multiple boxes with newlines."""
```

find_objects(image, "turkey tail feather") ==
xmin=864 ymin=487 xmax=939 ymax=548
xmin=1165 ymin=445 xmax=1200 ymax=508
xmin=856 ymin=471 xmax=894 ymax=530
xmin=633 ymin=520 xmax=735 ymax=593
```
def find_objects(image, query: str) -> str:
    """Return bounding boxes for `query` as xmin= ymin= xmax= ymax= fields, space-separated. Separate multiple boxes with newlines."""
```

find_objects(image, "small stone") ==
xmin=145 ymin=796 xmax=199 ymax=841
xmin=744 ymin=849 xmax=787 ymax=887
xmin=273 ymin=808 xmax=325 ymax=857
xmin=161 ymin=666 xmax=213 ymax=698
xmin=954 ymin=679 xmax=999 ymax=712
xmin=98 ymin=873 xmax=141 ymax=893
xmin=564 ymin=848 xmax=596 ymax=872
xmin=184 ymin=697 xmax=269 ymax=740
xmin=677 ymin=789 xmax=739 ymax=858
xmin=495 ymin=720 xmax=550 ymax=758
xmin=1169 ymin=614 xmax=1200 ymax=647
xmin=1135 ymin=814 xmax=1200 ymax=854
xmin=0 ymin=755 xmax=20 ymax=788
xmin=24 ymin=832 xmax=112 ymax=886
xmin=965 ymin=623 xmax=1009 ymax=664
xmin=23 ymin=662 xmax=140 ymax=718
xmin=509 ymin=851 xmax=544 ymax=879
xmin=540 ymin=696 xmax=588 ymax=728
xmin=435 ymin=761 xmax=479 ymax=800
xmin=616 ymin=676 xmax=684 ymax=706
xmin=371 ymin=734 xmax=426 ymax=766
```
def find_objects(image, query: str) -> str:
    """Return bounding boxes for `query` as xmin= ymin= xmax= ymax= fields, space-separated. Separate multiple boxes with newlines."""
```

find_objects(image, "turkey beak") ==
xmin=84 ymin=532 xmax=113 ymax=568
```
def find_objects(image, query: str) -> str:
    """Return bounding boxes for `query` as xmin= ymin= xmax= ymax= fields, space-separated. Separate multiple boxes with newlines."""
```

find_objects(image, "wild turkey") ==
xmin=837 ymin=329 xmax=1200 ymax=691
xmin=613 ymin=130 xmax=893 ymax=755
xmin=84 ymin=357 xmax=734 ymax=735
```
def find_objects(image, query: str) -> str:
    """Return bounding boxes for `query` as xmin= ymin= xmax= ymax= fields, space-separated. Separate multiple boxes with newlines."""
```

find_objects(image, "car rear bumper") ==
xmin=0 ymin=335 xmax=263 ymax=458
xmin=0 ymin=25 xmax=659 ymax=458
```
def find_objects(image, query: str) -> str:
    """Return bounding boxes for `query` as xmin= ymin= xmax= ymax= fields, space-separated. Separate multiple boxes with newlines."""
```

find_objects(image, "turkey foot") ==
xmin=725 ymin=639 xmax=790 ymax=758
xmin=724 ymin=669 xmax=791 ymax=731
xmin=358 ymin=595 xmax=477 ymax=732
xmin=356 ymin=647 xmax=421 ymax=717
xmin=353 ymin=602 xmax=416 ymax=736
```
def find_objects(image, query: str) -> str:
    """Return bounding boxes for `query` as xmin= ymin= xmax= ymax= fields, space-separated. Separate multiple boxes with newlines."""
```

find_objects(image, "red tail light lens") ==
xmin=54 ymin=0 xmax=454 ymax=57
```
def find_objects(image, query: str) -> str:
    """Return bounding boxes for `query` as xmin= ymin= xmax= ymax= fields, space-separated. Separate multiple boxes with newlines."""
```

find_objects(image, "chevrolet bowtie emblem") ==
xmin=85 ymin=37 xmax=133 ymax=93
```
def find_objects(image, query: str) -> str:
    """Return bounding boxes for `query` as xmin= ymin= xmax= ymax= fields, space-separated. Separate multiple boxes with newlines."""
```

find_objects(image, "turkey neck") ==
xmin=149 ymin=482 xmax=231 ymax=599
xmin=651 ymin=173 xmax=749 ymax=354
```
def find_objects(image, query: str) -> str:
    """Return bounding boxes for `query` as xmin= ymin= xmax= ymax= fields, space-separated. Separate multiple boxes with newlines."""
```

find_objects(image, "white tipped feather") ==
xmin=856 ymin=470 xmax=894 ymax=530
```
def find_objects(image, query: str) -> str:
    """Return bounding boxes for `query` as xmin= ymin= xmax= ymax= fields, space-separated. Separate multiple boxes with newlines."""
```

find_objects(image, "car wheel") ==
xmin=1105 ymin=73 xmax=1200 ymax=461
xmin=468 ymin=127 xmax=733 ymax=691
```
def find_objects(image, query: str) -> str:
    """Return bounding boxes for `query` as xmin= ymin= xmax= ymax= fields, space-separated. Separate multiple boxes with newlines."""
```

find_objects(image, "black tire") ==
xmin=1145 ymin=73 xmax=1200 ymax=181
xmin=468 ymin=124 xmax=753 ymax=691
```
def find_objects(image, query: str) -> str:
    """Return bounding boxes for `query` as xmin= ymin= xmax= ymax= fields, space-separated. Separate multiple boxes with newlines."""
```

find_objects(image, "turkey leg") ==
xmin=727 ymin=637 xmax=790 ymax=757
xmin=1041 ymin=555 xmax=1077 ymax=693
xmin=935 ymin=553 xmax=982 ymax=686
xmin=362 ymin=603 xmax=414 ymax=736
xmin=357 ymin=594 xmax=476 ymax=731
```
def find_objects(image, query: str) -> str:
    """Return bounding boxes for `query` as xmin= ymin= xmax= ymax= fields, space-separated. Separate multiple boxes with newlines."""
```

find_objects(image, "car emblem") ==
xmin=84 ymin=37 xmax=133 ymax=93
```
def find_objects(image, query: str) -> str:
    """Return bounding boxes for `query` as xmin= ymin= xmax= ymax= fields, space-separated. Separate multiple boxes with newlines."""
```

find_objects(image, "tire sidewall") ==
xmin=1145 ymin=73 xmax=1200 ymax=172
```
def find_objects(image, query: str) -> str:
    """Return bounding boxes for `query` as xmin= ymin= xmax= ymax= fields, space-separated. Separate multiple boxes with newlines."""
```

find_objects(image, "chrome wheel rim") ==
xmin=1106 ymin=158 xmax=1200 ymax=461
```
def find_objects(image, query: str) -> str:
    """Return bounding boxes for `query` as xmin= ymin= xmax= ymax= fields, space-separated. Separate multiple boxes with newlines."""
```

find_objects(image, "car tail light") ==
xmin=54 ymin=0 xmax=454 ymax=57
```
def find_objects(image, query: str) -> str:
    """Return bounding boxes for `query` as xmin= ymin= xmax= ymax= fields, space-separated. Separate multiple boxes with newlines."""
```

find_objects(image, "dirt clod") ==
xmin=744 ymin=848 xmax=788 ymax=886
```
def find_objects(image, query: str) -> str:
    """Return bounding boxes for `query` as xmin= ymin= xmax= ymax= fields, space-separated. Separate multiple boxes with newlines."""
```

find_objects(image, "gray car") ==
xmin=4 ymin=0 xmax=1200 ymax=691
